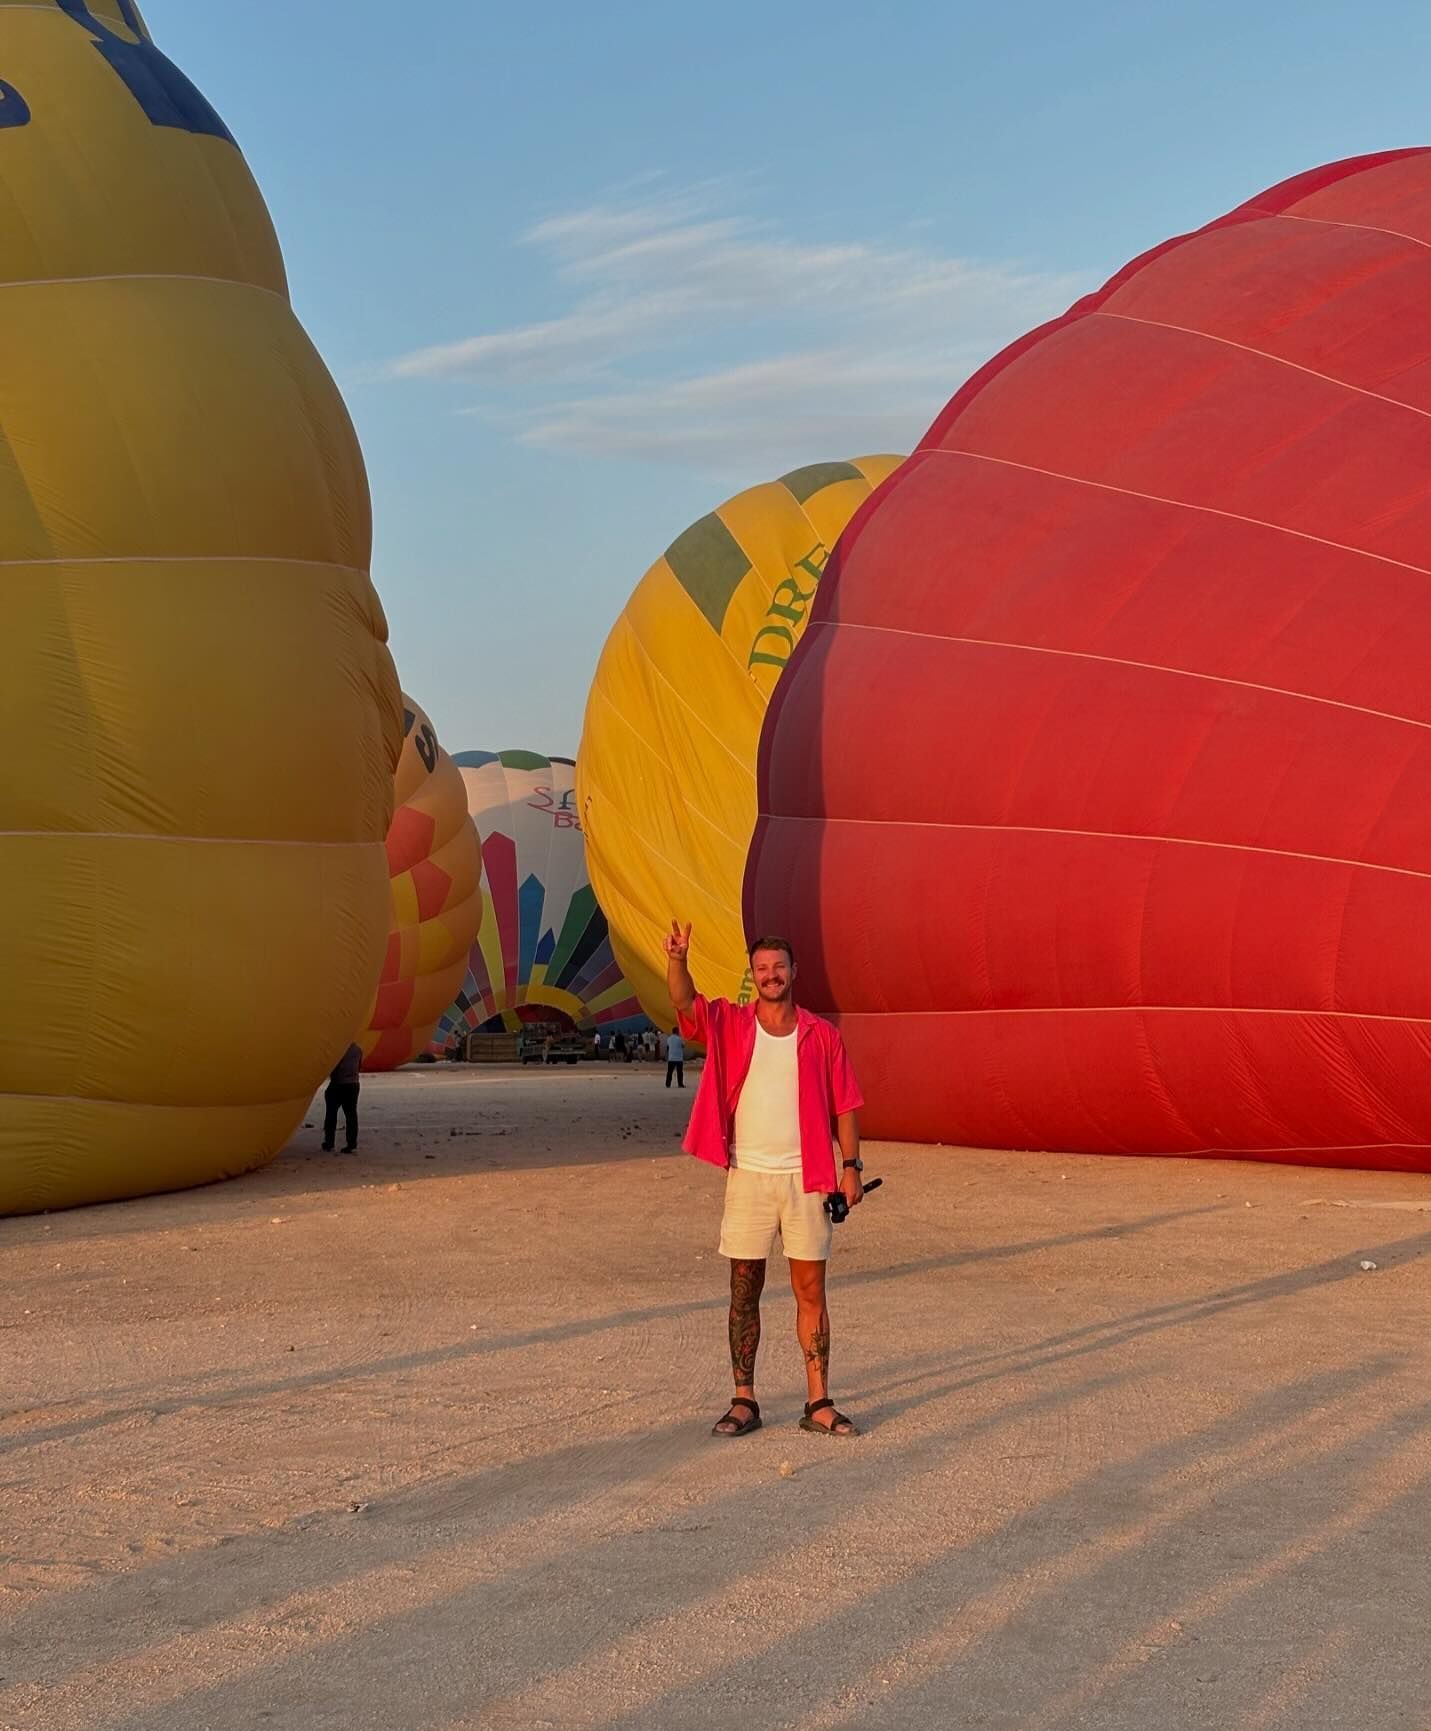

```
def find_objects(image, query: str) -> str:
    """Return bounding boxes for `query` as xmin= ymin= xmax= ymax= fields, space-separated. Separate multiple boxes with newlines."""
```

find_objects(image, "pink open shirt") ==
xmin=677 ymin=995 xmax=865 ymax=1194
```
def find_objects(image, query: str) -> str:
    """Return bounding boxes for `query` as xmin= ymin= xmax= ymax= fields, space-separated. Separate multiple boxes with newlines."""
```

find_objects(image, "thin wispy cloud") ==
xmin=389 ymin=186 xmax=1088 ymax=472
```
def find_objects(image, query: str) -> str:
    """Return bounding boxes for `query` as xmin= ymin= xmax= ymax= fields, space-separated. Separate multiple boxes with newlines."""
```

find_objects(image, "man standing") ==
xmin=666 ymin=921 xmax=865 ymax=1438
xmin=665 ymin=1026 xmax=686 ymax=1089
xmin=321 ymin=1041 xmax=363 ymax=1153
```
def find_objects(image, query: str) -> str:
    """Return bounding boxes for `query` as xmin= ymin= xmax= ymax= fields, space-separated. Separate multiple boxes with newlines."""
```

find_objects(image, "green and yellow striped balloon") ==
xmin=578 ymin=457 xmax=903 ymax=1025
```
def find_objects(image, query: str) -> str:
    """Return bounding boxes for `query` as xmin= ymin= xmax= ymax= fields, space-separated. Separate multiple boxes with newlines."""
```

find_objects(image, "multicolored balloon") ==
xmin=360 ymin=699 xmax=482 ymax=1071
xmin=0 ymin=3 xmax=401 ymax=1213
xmin=578 ymin=458 xmax=902 ymax=1026
xmin=432 ymin=751 xmax=644 ymax=1048
xmin=748 ymin=149 xmax=1431 ymax=1171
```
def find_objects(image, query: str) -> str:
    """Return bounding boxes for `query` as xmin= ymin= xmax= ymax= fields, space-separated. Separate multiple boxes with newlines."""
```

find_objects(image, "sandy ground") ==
xmin=4 ymin=1065 xmax=1431 ymax=1731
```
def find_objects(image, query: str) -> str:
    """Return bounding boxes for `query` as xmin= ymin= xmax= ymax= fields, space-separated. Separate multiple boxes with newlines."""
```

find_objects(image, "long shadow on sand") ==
xmin=0 ymin=1206 xmax=1224 ymax=1457
xmin=17 ymin=1352 xmax=1420 ymax=1731
xmin=7 ymin=1226 xmax=1431 ymax=1731
xmin=581 ymin=1363 xmax=1431 ymax=1731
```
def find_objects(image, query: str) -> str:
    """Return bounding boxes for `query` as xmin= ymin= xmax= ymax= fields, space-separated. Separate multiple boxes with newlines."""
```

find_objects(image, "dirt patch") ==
xmin=4 ymin=1063 xmax=1431 ymax=1729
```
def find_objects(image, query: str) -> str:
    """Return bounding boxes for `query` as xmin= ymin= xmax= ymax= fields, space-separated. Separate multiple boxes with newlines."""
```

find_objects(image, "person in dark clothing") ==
xmin=322 ymin=1042 xmax=363 ymax=1152
xmin=614 ymin=1031 xmax=628 ymax=1063
xmin=666 ymin=1026 xmax=686 ymax=1088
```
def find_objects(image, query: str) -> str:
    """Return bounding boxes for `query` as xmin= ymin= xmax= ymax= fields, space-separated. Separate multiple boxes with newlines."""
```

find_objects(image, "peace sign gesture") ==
xmin=663 ymin=920 xmax=693 ymax=960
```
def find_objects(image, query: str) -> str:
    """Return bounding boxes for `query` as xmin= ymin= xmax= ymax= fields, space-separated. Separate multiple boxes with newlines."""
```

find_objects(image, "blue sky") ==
xmin=145 ymin=0 xmax=1431 ymax=756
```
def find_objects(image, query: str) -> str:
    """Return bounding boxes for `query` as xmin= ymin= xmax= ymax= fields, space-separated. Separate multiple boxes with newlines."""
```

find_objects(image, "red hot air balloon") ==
xmin=746 ymin=148 xmax=1431 ymax=1172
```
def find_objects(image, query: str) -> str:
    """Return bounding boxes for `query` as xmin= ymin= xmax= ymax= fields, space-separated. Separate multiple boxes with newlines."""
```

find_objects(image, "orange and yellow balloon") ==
xmin=0 ymin=3 xmax=401 ymax=1214
xmin=577 ymin=458 xmax=901 ymax=1024
xmin=360 ymin=700 xmax=482 ymax=1071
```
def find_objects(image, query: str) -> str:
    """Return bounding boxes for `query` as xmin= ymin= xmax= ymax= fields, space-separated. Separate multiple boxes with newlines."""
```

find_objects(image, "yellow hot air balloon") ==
xmin=0 ymin=3 xmax=401 ymax=1214
xmin=360 ymin=699 xmax=482 ymax=1071
xmin=577 ymin=457 xmax=902 ymax=1024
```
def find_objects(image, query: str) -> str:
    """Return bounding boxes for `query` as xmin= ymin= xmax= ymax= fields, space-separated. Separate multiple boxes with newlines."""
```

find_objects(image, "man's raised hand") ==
xmin=663 ymin=920 xmax=693 ymax=960
xmin=664 ymin=920 xmax=696 ymax=1015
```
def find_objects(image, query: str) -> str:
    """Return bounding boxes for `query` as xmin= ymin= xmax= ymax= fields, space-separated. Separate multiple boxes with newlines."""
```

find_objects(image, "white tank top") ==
xmin=732 ymin=1023 xmax=801 ymax=1174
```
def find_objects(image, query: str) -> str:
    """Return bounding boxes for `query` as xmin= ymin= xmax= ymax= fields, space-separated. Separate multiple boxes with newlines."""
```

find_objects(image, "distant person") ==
xmin=665 ymin=921 xmax=866 ymax=1440
xmin=614 ymin=1030 xmax=629 ymax=1063
xmin=665 ymin=1027 xmax=686 ymax=1089
xmin=592 ymin=1030 xmax=603 ymax=1062
xmin=321 ymin=1041 xmax=363 ymax=1153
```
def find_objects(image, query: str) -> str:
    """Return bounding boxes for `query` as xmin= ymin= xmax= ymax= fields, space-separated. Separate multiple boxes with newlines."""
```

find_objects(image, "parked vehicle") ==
xmin=518 ymin=1029 xmax=584 ymax=1066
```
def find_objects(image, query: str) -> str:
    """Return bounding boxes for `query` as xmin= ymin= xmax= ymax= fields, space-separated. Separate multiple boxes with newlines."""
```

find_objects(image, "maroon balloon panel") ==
xmin=746 ymin=149 xmax=1431 ymax=1168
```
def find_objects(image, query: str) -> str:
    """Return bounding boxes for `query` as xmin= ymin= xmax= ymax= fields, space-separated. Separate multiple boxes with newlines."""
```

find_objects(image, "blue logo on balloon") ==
xmin=0 ymin=80 xmax=31 ymax=127
xmin=56 ymin=0 xmax=235 ymax=142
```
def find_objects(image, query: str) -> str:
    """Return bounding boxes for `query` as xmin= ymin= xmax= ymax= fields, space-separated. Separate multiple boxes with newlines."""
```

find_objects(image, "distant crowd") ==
xmin=594 ymin=1027 xmax=686 ymax=1070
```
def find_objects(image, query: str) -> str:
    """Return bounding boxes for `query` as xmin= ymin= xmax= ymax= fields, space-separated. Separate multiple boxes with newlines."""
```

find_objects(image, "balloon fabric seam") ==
xmin=760 ymin=816 xmax=1431 ymax=883
xmin=0 ymin=832 xmax=376 ymax=846
xmin=1095 ymin=307 xmax=1431 ymax=424
xmin=580 ymin=736 xmax=749 ymax=857
xmin=922 ymin=447 xmax=1431 ymax=581
xmin=1271 ymin=210 xmax=1431 ymax=252
xmin=571 ymin=793 xmax=735 ymax=913
xmin=583 ymin=679 xmax=751 ymax=800
xmin=828 ymin=1006 xmax=1431 ymax=1024
xmin=4 ymin=1088 xmax=313 ymax=1108
xmin=823 ymin=622 xmax=1431 ymax=734
xmin=612 ymin=614 xmax=760 ymax=774
xmin=0 ymin=270 xmax=290 ymax=301
xmin=0 ymin=555 xmax=374 ymax=575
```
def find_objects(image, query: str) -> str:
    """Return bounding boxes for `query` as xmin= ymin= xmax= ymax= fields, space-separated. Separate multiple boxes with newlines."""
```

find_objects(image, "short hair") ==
xmin=747 ymin=935 xmax=796 ymax=965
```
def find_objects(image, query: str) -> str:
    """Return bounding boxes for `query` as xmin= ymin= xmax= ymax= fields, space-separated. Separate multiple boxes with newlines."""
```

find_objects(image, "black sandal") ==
xmin=799 ymin=1397 xmax=859 ymax=1437
xmin=711 ymin=1397 xmax=762 ymax=1437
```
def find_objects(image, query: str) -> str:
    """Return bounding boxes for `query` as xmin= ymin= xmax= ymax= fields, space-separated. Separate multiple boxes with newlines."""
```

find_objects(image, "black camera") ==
xmin=825 ymin=1176 xmax=882 ymax=1223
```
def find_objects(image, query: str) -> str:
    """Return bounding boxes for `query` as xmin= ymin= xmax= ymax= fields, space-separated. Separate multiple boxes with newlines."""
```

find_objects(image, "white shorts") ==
xmin=719 ymin=1167 xmax=833 ymax=1263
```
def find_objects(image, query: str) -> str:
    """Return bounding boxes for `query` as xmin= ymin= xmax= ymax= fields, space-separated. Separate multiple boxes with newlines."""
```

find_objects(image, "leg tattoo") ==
xmin=728 ymin=1259 xmax=766 ymax=1385
xmin=804 ymin=1327 xmax=830 ymax=1381
xmin=789 ymin=1262 xmax=831 ymax=1402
